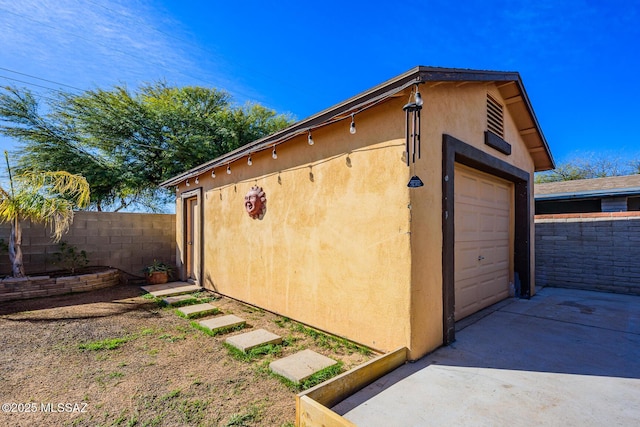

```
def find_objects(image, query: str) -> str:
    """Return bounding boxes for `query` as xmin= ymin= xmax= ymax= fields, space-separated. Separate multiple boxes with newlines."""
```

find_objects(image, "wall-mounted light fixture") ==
xmin=227 ymin=165 xmax=231 ymax=174
xmin=186 ymin=179 xmax=190 ymax=187
xmin=248 ymin=155 xmax=253 ymax=166
xmin=349 ymin=113 xmax=356 ymax=134
xmin=272 ymin=146 xmax=278 ymax=159
xmin=195 ymin=177 xmax=199 ymax=184
xmin=212 ymin=169 xmax=216 ymax=178
xmin=307 ymin=130 xmax=314 ymax=145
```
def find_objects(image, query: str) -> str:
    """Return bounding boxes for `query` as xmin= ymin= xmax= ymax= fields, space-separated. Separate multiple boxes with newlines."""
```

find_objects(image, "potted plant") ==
xmin=143 ymin=260 xmax=173 ymax=285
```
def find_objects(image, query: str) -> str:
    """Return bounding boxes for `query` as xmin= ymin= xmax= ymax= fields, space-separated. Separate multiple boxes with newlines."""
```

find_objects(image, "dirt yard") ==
xmin=0 ymin=282 xmax=375 ymax=426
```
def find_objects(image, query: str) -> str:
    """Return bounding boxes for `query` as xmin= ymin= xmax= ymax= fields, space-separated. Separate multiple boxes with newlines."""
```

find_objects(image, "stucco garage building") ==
xmin=161 ymin=66 xmax=554 ymax=360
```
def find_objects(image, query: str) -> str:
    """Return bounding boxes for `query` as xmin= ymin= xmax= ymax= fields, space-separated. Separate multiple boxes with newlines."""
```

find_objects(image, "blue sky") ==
xmin=1 ymin=0 xmax=639 ymax=165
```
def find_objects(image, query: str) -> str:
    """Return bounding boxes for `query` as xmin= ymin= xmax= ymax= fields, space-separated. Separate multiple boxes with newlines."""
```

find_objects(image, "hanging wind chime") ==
xmin=404 ymin=85 xmax=424 ymax=187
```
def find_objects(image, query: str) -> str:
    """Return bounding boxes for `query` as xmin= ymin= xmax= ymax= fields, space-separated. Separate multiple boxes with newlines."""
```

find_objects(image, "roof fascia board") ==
xmin=535 ymin=187 xmax=640 ymax=201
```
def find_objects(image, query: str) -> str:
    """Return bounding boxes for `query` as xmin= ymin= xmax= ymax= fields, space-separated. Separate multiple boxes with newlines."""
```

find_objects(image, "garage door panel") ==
xmin=457 ymin=212 xmax=479 ymax=239
xmin=454 ymin=164 xmax=513 ymax=320
xmin=456 ymin=245 xmax=480 ymax=278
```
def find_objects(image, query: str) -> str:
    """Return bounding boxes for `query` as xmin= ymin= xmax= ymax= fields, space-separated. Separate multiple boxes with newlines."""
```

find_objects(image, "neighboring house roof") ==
xmin=161 ymin=66 xmax=554 ymax=188
xmin=535 ymin=174 xmax=640 ymax=201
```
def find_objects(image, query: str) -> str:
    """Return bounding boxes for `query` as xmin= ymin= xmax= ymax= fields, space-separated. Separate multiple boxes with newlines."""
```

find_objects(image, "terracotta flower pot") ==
xmin=147 ymin=271 xmax=168 ymax=285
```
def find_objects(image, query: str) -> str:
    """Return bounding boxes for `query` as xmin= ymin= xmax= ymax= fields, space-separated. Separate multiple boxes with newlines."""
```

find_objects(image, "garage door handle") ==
xmin=478 ymin=255 xmax=485 ymax=261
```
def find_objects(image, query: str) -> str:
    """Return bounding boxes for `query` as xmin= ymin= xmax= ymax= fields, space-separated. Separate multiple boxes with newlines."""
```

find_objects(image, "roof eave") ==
xmin=161 ymin=66 xmax=554 ymax=187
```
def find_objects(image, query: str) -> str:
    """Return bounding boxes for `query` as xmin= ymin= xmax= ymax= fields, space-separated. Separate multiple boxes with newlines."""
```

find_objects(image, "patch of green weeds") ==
xmin=142 ymin=413 xmax=164 ymax=426
xmin=190 ymin=321 xmax=245 ymax=337
xmin=112 ymin=409 xmax=130 ymax=426
xmin=158 ymin=333 xmax=186 ymax=342
xmin=241 ymin=304 xmax=264 ymax=314
xmin=141 ymin=293 xmax=161 ymax=302
xmin=79 ymin=337 xmax=130 ymax=351
xmin=109 ymin=371 xmax=125 ymax=379
xmin=159 ymin=297 xmax=196 ymax=308
xmin=301 ymin=362 xmax=343 ymax=389
xmin=224 ymin=342 xmax=283 ymax=362
xmin=160 ymin=389 xmax=181 ymax=401
xmin=177 ymin=399 xmax=208 ymax=424
xmin=144 ymin=390 xmax=208 ymax=425
xmin=288 ymin=320 xmax=372 ymax=356
xmin=273 ymin=317 xmax=291 ymax=328
xmin=174 ymin=307 xmax=220 ymax=319
xmin=280 ymin=423 xmax=295 ymax=427
xmin=270 ymin=361 xmax=343 ymax=392
xmin=225 ymin=405 xmax=260 ymax=426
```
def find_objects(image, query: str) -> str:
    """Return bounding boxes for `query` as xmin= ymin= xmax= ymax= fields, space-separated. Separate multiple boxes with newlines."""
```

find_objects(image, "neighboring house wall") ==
xmin=535 ymin=212 xmax=640 ymax=295
xmin=601 ymin=197 xmax=628 ymax=212
xmin=0 ymin=211 xmax=176 ymax=277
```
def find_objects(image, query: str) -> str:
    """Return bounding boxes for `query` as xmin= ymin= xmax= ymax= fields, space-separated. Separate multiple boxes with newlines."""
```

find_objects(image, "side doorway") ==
xmin=182 ymin=189 xmax=202 ymax=284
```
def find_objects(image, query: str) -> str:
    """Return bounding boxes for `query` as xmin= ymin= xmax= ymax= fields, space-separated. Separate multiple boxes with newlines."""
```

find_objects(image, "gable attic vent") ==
xmin=486 ymin=94 xmax=504 ymax=138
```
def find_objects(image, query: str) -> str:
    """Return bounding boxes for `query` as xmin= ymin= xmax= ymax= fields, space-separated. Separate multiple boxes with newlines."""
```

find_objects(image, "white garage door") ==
xmin=454 ymin=164 xmax=513 ymax=320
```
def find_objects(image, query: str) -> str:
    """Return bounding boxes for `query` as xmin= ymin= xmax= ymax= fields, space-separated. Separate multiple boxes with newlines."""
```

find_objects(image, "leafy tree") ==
xmin=535 ymin=153 xmax=640 ymax=183
xmin=0 ymin=151 xmax=90 ymax=277
xmin=0 ymin=83 xmax=293 ymax=211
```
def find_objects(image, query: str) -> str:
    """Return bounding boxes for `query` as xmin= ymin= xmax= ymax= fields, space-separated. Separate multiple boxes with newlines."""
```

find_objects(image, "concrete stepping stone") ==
xmin=141 ymin=282 xmax=202 ymax=297
xmin=225 ymin=329 xmax=282 ymax=353
xmin=269 ymin=349 xmax=337 ymax=384
xmin=199 ymin=314 xmax=245 ymax=334
xmin=176 ymin=302 xmax=218 ymax=318
xmin=163 ymin=294 xmax=197 ymax=306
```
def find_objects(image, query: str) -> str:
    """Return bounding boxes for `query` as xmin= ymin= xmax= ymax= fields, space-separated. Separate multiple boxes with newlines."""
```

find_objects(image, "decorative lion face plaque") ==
xmin=244 ymin=186 xmax=267 ymax=220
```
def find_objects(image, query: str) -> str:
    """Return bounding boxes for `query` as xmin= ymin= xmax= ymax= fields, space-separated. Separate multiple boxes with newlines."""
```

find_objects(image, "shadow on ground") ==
xmin=0 ymin=284 xmax=155 ymax=320
xmin=334 ymin=287 xmax=640 ymax=416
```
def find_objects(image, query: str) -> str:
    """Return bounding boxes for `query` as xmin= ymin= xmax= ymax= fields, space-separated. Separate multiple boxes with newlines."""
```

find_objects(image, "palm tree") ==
xmin=0 ymin=151 xmax=90 ymax=277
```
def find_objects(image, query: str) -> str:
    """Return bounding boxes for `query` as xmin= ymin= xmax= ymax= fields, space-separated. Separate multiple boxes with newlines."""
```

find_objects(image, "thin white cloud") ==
xmin=0 ymin=0 xmax=255 ymax=101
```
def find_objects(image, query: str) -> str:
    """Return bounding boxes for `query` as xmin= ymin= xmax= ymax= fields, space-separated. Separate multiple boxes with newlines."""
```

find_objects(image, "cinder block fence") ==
xmin=0 ymin=211 xmax=176 ymax=278
xmin=535 ymin=212 xmax=640 ymax=295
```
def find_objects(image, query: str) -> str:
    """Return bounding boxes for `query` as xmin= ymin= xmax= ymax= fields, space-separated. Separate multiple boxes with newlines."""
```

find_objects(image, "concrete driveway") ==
xmin=333 ymin=287 xmax=640 ymax=426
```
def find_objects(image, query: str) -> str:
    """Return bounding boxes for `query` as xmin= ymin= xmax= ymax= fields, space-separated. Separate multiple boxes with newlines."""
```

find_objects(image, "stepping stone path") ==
xmin=269 ymin=349 xmax=337 ymax=384
xmin=177 ymin=302 xmax=218 ymax=318
xmin=143 ymin=284 xmax=343 ymax=387
xmin=141 ymin=281 xmax=202 ymax=297
xmin=225 ymin=329 xmax=282 ymax=353
xmin=199 ymin=314 xmax=246 ymax=334
xmin=162 ymin=294 xmax=197 ymax=306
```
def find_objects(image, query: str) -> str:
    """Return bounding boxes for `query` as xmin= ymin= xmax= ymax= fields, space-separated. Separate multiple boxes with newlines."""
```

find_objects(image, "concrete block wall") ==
xmin=535 ymin=212 xmax=640 ymax=295
xmin=0 ymin=269 xmax=120 ymax=302
xmin=0 ymin=211 xmax=176 ymax=277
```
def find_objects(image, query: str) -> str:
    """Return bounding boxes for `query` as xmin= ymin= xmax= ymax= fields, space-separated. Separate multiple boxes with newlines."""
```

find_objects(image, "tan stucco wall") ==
xmin=173 ymin=82 xmax=540 ymax=360
xmin=406 ymin=83 xmax=537 ymax=358
xmin=176 ymin=97 xmax=414 ymax=352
